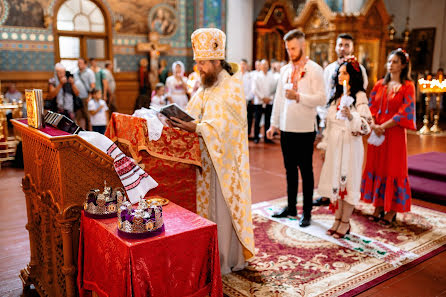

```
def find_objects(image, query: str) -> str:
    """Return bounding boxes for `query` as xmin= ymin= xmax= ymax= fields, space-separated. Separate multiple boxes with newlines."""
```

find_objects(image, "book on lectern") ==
xmin=25 ymin=89 xmax=44 ymax=129
xmin=150 ymin=103 xmax=195 ymax=122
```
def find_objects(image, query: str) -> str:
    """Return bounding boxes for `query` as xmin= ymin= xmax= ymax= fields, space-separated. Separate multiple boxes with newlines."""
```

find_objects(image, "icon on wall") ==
xmin=409 ymin=28 xmax=436 ymax=73
xmin=148 ymin=4 xmax=177 ymax=37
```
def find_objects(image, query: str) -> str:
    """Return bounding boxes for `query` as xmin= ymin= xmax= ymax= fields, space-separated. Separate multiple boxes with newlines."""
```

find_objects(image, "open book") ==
xmin=150 ymin=103 xmax=195 ymax=122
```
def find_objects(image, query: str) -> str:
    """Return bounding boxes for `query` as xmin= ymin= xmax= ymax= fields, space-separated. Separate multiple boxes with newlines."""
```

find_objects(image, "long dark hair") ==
xmin=220 ymin=60 xmax=234 ymax=76
xmin=327 ymin=59 xmax=365 ymax=107
xmin=383 ymin=49 xmax=412 ymax=85
xmin=133 ymin=94 xmax=151 ymax=112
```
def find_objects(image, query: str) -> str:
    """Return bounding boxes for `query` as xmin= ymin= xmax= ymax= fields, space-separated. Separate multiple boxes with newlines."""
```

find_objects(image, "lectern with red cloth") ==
xmin=105 ymin=113 xmax=201 ymax=213
xmin=77 ymin=203 xmax=222 ymax=297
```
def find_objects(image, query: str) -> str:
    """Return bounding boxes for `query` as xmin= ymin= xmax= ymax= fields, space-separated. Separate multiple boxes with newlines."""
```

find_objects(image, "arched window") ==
xmin=54 ymin=0 xmax=112 ymax=72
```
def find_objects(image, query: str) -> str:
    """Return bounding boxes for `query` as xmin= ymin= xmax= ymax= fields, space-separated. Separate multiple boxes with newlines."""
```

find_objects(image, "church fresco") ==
xmin=106 ymin=0 xmax=176 ymax=34
xmin=2 ymin=0 xmax=47 ymax=28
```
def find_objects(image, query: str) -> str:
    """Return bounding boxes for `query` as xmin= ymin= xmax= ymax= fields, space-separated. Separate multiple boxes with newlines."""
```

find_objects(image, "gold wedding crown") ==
xmin=83 ymin=181 xmax=123 ymax=218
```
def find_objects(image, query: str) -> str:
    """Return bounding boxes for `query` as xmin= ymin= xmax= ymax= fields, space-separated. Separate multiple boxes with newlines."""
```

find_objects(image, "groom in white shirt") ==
xmin=267 ymin=29 xmax=325 ymax=227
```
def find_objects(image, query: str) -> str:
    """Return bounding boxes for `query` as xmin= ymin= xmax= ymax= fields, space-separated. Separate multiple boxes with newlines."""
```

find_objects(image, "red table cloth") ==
xmin=105 ymin=113 xmax=201 ymax=213
xmin=77 ymin=203 xmax=222 ymax=297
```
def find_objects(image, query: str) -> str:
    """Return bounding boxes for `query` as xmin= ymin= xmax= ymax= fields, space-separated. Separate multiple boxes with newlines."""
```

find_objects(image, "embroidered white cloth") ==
xmin=336 ymin=95 xmax=355 ymax=120
xmin=132 ymin=107 xmax=165 ymax=141
xmin=78 ymin=131 xmax=158 ymax=204
xmin=368 ymin=130 xmax=385 ymax=146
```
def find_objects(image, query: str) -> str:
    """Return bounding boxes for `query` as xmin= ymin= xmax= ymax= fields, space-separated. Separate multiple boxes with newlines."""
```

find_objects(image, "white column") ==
xmin=438 ymin=0 xmax=446 ymax=69
xmin=226 ymin=0 xmax=254 ymax=65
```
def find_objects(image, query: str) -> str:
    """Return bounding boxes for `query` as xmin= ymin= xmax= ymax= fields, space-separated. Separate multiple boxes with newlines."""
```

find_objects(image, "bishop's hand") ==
xmin=169 ymin=117 xmax=197 ymax=133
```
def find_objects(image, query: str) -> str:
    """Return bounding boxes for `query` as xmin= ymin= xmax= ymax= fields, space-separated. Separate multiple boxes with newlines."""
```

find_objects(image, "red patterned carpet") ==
xmin=222 ymin=198 xmax=446 ymax=297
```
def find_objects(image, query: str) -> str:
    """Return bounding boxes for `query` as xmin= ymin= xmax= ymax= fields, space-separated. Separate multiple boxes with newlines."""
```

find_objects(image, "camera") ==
xmin=65 ymin=70 xmax=74 ymax=79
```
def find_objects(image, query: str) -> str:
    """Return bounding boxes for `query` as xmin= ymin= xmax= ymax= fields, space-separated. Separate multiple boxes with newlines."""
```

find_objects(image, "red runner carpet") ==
xmin=223 ymin=197 xmax=446 ymax=297
xmin=408 ymin=152 xmax=446 ymax=204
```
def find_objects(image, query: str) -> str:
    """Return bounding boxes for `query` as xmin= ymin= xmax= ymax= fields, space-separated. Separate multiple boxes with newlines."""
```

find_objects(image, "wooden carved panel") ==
xmin=304 ymin=9 xmax=329 ymax=32
xmin=365 ymin=7 xmax=383 ymax=28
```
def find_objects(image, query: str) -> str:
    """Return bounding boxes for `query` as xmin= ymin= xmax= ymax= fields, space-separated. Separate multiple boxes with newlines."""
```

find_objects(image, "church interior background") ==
xmin=1 ymin=0 xmax=446 ymax=296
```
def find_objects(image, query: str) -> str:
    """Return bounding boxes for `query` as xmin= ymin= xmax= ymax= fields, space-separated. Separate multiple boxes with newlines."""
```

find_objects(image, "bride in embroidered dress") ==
xmin=317 ymin=57 xmax=372 ymax=238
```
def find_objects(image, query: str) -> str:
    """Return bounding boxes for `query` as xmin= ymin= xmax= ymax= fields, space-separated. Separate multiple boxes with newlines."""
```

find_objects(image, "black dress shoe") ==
xmin=313 ymin=197 xmax=330 ymax=206
xmin=299 ymin=214 xmax=311 ymax=227
xmin=253 ymin=138 xmax=260 ymax=144
xmin=264 ymin=139 xmax=275 ymax=144
xmin=272 ymin=207 xmax=297 ymax=218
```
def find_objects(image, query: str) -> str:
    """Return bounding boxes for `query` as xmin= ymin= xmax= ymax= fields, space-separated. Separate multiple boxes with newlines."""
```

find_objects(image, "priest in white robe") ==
xmin=169 ymin=28 xmax=255 ymax=275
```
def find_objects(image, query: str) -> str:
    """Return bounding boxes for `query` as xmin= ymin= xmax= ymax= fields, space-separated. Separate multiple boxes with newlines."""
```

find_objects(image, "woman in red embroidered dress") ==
xmin=361 ymin=49 xmax=416 ymax=224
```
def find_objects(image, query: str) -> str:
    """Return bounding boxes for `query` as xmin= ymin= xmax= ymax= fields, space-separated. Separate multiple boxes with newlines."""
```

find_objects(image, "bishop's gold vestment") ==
xmin=186 ymin=69 xmax=255 ymax=260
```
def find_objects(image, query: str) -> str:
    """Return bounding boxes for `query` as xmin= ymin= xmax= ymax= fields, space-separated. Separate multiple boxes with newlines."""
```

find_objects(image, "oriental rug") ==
xmin=222 ymin=196 xmax=446 ymax=297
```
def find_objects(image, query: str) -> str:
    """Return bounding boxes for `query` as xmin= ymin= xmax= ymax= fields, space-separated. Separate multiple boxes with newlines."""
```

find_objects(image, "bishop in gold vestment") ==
xmin=170 ymin=28 xmax=255 ymax=274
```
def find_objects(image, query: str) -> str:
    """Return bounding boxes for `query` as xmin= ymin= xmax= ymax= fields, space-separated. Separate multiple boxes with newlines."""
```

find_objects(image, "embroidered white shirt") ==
xmin=271 ymin=60 xmax=326 ymax=132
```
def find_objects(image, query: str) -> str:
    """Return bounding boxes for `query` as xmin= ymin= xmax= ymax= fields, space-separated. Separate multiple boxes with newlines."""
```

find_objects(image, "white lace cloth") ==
xmin=367 ymin=130 xmax=385 ymax=146
xmin=132 ymin=107 xmax=165 ymax=141
xmin=78 ymin=131 xmax=158 ymax=204
xmin=336 ymin=95 xmax=355 ymax=120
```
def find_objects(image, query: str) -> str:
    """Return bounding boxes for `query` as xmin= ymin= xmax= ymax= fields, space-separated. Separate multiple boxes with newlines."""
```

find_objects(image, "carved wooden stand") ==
xmin=13 ymin=120 xmax=121 ymax=297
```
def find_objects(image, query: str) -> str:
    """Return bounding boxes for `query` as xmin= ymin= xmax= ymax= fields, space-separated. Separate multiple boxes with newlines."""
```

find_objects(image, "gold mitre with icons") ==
xmin=191 ymin=28 xmax=226 ymax=60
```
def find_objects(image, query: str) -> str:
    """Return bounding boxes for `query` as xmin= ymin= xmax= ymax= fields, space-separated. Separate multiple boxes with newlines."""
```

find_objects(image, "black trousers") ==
xmin=254 ymin=104 xmax=272 ymax=140
xmin=92 ymin=125 xmax=107 ymax=134
xmin=247 ymin=101 xmax=255 ymax=137
xmin=280 ymin=131 xmax=316 ymax=215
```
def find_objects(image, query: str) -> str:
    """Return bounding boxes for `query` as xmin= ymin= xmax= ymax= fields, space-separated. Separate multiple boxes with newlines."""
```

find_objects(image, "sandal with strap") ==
xmin=326 ymin=218 xmax=340 ymax=236
xmin=380 ymin=211 xmax=396 ymax=226
xmin=333 ymin=221 xmax=351 ymax=239
xmin=368 ymin=208 xmax=384 ymax=222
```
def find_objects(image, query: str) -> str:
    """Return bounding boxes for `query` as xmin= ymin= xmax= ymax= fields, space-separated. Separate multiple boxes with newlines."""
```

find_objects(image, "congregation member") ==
xmin=314 ymin=33 xmax=369 ymax=207
xmin=158 ymin=59 xmax=169 ymax=84
xmin=48 ymin=63 xmax=80 ymax=121
xmin=317 ymin=56 xmax=372 ymax=238
xmin=187 ymin=64 xmax=201 ymax=98
xmin=240 ymin=59 xmax=255 ymax=138
xmin=4 ymin=83 xmax=24 ymax=128
xmin=253 ymin=60 xmax=261 ymax=75
xmin=170 ymin=28 xmax=255 ymax=274
xmin=361 ymin=48 xmax=416 ymax=225
xmin=150 ymin=83 xmax=168 ymax=109
xmin=138 ymin=58 xmax=151 ymax=96
xmin=75 ymin=58 xmax=96 ymax=130
xmin=4 ymin=83 xmax=22 ymax=103
xmin=89 ymin=58 xmax=108 ymax=102
xmin=271 ymin=60 xmax=282 ymax=79
xmin=103 ymin=61 xmax=117 ymax=115
xmin=267 ymin=29 xmax=325 ymax=227
xmin=133 ymin=94 xmax=151 ymax=112
xmin=4 ymin=83 xmax=23 ymax=127
xmin=87 ymin=88 xmax=109 ymax=134
xmin=252 ymin=59 xmax=276 ymax=144
xmin=165 ymin=61 xmax=188 ymax=109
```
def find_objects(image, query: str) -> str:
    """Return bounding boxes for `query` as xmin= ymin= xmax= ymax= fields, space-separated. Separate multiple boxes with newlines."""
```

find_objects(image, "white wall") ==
xmin=344 ymin=0 xmax=366 ymax=13
xmin=226 ymin=0 xmax=254 ymax=65
xmin=384 ymin=0 xmax=446 ymax=71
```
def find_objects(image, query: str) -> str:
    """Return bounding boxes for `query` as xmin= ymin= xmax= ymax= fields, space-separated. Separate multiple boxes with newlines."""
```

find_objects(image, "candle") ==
xmin=343 ymin=80 xmax=347 ymax=96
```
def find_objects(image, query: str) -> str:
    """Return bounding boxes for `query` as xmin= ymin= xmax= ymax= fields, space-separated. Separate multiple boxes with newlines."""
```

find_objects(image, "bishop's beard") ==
xmin=201 ymin=71 xmax=218 ymax=88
